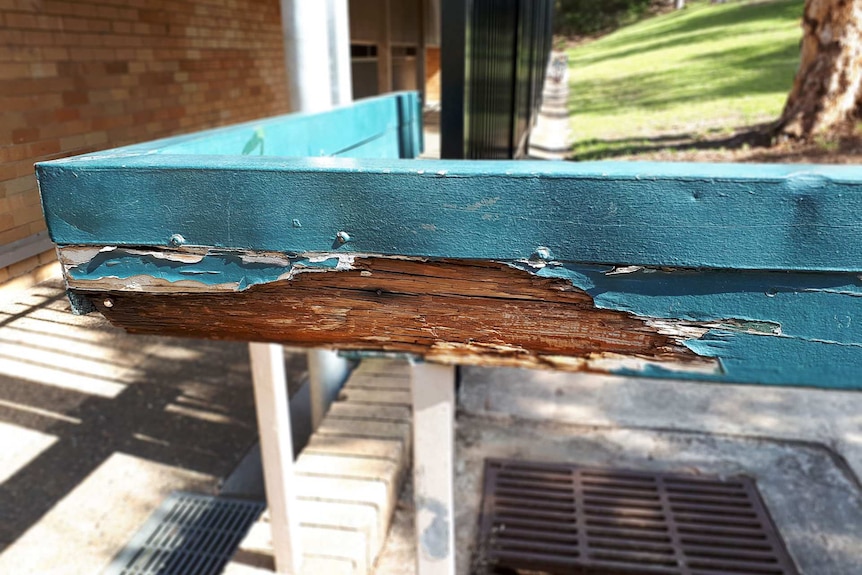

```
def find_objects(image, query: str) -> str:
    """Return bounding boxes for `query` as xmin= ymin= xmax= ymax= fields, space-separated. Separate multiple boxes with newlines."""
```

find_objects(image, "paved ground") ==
xmin=374 ymin=369 xmax=862 ymax=575
xmin=3 ymin=271 xmax=861 ymax=575
xmin=528 ymin=53 xmax=571 ymax=160
xmin=0 ymin=279 xmax=275 ymax=574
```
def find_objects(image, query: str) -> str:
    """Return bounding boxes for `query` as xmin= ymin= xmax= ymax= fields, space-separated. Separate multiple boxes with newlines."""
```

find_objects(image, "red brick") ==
xmin=0 ymin=45 xmax=40 ymax=63
xmin=52 ymin=107 xmax=80 ymax=122
xmin=11 ymin=128 xmax=40 ymax=144
xmin=0 ymin=0 xmax=291 ymax=281
xmin=30 ymin=62 xmax=58 ymax=78
xmin=0 ymin=225 xmax=32 ymax=245
xmin=0 ymin=62 xmax=29 ymax=80
xmin=61 ymin=90 xmax=89 ymax=106
xmin=4 ymin=12 xmax=38 ymax=29
xmin=27 ymin=139 xmax=62 ymax=158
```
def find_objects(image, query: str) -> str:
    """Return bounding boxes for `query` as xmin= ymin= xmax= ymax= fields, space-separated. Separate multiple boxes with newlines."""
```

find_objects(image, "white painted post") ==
xmin=410 ymin=361 xmax=457 ymax=575
xmin=249 ymin=342 xmax=302 ymax=575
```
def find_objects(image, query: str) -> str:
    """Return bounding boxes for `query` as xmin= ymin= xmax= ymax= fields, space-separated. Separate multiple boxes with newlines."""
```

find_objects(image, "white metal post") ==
xmin=379 ymin=0 xmax=393 ymax=94
xmin=307 ymin=349 xmax=350 ymax=429
xmin=249 ymin=342 xmax=302 ymax=574
xmin=410 ymin=361 xmax=457 ymax=575
xmin=280 ymin=0 xmax=352 ymax=430
xmin=327 ymin=0 xmax=353 ymax=106
xmin=256 ymin=7 xmax=353 ymax=569
xmin=280 ymin=0 xmax=334 ymax=112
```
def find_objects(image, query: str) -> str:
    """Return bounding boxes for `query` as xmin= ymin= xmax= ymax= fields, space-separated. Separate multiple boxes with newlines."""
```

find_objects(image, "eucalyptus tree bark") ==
xmin=675 ymin=0 xmax=685 ymax=9
xmin=776 ymin=0 xmax=862 ymax=139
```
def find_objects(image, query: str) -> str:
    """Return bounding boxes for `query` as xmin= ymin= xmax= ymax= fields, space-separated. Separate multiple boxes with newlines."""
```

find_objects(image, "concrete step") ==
xmin=338 ymin=387 xmax=411 ymax=407
xmin=327 ymin=402 xmax=411 ymax=423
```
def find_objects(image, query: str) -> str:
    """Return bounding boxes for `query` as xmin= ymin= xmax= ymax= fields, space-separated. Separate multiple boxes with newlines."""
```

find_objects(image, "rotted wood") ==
xmin=78 ymin=257 xmax=712 ymax=373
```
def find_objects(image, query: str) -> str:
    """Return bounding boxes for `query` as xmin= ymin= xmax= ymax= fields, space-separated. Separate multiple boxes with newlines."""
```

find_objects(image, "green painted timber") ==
xmin=78 ymin=91 xmax=422 ymax=160
xmin=37 ymin=157 xmax=862 ymax=271
xmin=35 ymin=92 xmax=862 ymax=389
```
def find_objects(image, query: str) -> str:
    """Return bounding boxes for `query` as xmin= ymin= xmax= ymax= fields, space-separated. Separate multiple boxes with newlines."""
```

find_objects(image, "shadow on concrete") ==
xmin=0 ymin=280 xmax=308 ymax=553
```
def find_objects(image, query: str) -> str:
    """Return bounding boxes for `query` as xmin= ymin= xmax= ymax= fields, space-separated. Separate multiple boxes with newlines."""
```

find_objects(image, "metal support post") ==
xmin=280 ymin=0 xmax=334 ymax=112
xmin=307 ymin=349 xmax=350 ymax=429
xmin=327 ymin=0 xmax=353 ymax=106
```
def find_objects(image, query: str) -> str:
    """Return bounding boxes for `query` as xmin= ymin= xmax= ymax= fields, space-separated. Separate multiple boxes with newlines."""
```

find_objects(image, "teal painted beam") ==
xmin=527 ymin=263 xmax=862 ymax=387
xmin=34 ymin=92 xmax=862 ymax=389
xmin=60 ymin=249 xmax=862 ymax=389
xmin=68 ymin=92 xmax=422 ymax=160
xmin=37 ymin=157 xmax=862 ymax=271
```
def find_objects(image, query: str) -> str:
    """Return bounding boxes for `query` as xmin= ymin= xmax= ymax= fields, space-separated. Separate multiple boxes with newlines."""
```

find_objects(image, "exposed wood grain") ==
xmin=78 ymin=258 xmax=712 ymax=374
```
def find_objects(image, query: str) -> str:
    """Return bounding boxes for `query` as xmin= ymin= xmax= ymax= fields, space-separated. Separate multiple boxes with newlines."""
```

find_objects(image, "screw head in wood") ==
xmin=103 ymin=298 xmax=114 ymax=308
xmin=336 ymin=231 xmax=351 ymax=244
xmin=169 ymin=234 xmax=185 ymax=247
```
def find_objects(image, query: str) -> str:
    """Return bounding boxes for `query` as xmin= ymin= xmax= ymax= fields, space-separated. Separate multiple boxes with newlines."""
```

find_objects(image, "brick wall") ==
xmin=0 ymin=0 xmax=290 ymax=287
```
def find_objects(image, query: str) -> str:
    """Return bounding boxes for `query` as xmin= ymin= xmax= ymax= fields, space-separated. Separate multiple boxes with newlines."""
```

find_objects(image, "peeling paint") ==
xmin=60 ymin=248 xmax=412 ymax=293
xmin=607 ymin=266 xmax=644 ymax=276
xmin=59 ymin=246 xmax=862 ymax=388
xmin=34 ymin=91 xmax=862 ymax=390
xmin=61 ymin=247 xmax=352 ymax=292
xmin=499 ymin=259 xmax=862 ymax=386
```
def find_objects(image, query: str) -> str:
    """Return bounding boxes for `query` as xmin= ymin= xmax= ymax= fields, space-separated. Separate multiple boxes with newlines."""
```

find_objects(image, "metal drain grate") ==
xmin=104 ymin=492 xmax=264 ymax=575
xmin=477 ymin=459 xmax=798 ymax=575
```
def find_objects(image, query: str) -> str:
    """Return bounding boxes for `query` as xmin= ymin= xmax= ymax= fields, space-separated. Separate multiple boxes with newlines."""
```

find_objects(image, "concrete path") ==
xmin=8 ymin=277 xmax=858 ymax=575
xmin=373 ymin=368 xmax=862 ymax=574
xmin=528 ymin=51 xmax=571 ymax=160
xmin=0 ymin=279 xmax=264 ymax=574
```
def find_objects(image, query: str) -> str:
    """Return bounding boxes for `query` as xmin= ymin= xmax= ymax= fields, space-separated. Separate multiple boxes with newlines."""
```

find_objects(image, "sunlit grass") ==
xmin=567 ymin=0 xmax=804 ymax=159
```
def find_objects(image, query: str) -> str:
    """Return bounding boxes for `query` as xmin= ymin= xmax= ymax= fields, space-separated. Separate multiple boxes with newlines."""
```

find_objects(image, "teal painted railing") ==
xmin=36 ymin=92 xmax=862 ymax=389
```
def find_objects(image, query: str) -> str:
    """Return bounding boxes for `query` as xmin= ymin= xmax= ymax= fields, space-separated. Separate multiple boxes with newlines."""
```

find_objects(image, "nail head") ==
xmin=532 ymin=246 xmax=553 ymax=261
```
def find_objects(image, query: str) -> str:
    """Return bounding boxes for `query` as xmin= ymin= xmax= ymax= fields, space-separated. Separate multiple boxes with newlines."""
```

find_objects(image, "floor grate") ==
xmin=104 ymin=492 xmax=264 ymax=575
xmin=477 ymin=459 xmax=798 ymax=575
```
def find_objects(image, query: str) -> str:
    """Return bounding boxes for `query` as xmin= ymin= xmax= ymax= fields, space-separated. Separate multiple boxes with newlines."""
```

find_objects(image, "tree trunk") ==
xmin=776 ymin=0 xmax=862 ymax=140
xmin=675 ymin=0 xmax=685 ymax=9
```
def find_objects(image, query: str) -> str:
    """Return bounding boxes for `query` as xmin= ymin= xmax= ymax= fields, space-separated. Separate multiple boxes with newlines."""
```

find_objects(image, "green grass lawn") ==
xmin=567 ymin=0 xmax=804 ymax=159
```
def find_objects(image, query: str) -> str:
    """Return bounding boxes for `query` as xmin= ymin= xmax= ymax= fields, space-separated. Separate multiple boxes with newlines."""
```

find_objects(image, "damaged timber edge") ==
xmin=59 ymin=246 xmax=862 ymax=389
